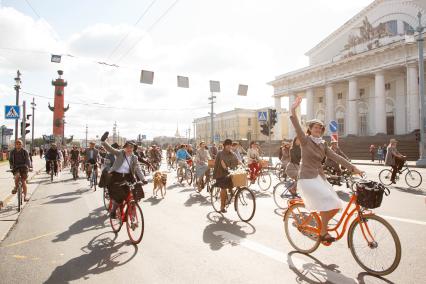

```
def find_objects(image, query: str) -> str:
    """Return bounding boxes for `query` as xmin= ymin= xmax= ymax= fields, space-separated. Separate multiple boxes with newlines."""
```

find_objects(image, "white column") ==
xmin=325 ymin=84 xmax=335 ymax=124
xmin=347 ymin=77 xmax=358 ymax=135
xmin=407 ymin=64 xmax=420 ymax=132
xmin=374 ymin=71 xmax=386 ymax=134
xmin=306 ymin=88 xmax=315 ymax=121
xmin=274 ymin=96 xmax=282 ymax=140
xmin=288 ymin=92 xmax=296 ymax=139
xmin=395 ymin=76 xmax=406 ymax=134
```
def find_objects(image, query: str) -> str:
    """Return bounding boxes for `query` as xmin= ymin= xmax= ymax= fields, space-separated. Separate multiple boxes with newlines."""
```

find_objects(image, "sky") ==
xmin=0 ymin=0 xmax=372 ymax=140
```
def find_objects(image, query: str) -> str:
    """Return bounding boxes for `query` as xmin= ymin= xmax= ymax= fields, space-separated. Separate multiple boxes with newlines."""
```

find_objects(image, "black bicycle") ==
xmin=379 ymin=162 xmax=422 ymax=188
xmin=210 ymin=184 xmax=256 ymax=222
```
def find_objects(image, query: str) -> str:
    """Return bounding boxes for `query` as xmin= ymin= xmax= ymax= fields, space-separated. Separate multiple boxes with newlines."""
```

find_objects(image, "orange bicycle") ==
xmin=283 ymin=177 xmax=401 ymax=276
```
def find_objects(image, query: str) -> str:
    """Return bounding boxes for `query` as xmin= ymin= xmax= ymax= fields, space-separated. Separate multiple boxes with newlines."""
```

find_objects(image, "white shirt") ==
xmin=116 ymin=157 xmax=131 ymax=174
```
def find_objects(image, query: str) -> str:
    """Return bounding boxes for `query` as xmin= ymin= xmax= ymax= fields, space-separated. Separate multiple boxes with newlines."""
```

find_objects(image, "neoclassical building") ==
xmin=269 ymin=0 xmax=426 ymax=140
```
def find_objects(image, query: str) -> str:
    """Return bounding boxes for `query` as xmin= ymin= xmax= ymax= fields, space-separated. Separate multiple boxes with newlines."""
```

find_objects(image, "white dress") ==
xmin=297 ymin=175 xmax=342 ymax=212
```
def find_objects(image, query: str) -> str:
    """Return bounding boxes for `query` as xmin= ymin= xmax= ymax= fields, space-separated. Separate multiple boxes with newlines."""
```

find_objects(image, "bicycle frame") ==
xmin=288 ymin=194 xmax=376 ymax=244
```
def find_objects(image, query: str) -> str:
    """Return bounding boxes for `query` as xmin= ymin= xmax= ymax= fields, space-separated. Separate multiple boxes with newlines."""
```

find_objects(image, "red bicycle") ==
xmin=109 ymin=182 xmax=145 ymax=245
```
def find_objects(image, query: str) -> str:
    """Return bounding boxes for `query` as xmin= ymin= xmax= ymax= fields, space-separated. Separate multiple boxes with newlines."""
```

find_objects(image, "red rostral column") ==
xmin=49 ymin=70 xmax=69 ymax=144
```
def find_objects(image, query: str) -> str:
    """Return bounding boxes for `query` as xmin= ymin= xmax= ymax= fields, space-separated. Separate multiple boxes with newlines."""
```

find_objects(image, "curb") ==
xmin=352 ymin=162 xmax=425 ymax=169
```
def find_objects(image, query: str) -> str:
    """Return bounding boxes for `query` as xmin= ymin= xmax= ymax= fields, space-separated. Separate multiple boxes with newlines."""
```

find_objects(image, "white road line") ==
xmin=379 ymin=215 xmax=426 ymax=226
xmin=213 ymin=231 xmax=357 ymax=284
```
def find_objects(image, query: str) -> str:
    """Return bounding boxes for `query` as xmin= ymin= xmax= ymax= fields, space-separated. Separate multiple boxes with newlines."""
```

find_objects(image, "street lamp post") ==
xmin=208 ymin=93 xmax=216 ymax=144
xmin=14 ymin=70 xmax=21 ymax=142
xmin=416 ymin=12 xmax=426 ymax=166
xmin=31 ymin=97 xmax=36 ymax=154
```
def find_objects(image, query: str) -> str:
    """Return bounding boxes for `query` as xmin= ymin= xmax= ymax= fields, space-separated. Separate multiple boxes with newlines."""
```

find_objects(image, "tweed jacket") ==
xmin=384 ymin=145 xmax=400 ymax=166
xmin=290 ymin=115 xmax=354 ymax=179
xmin=84 ymin=148 xmax=99 ymax=162
xmin=102 ymin=141 xmax=144 ymax=181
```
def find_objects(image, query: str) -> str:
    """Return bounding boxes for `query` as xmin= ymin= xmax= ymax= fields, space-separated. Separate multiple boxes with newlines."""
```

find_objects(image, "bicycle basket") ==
xmin=132 ymin=182 xmax=145 ymax=201
xmin=355 ymin=180 xmax=390 ymax=209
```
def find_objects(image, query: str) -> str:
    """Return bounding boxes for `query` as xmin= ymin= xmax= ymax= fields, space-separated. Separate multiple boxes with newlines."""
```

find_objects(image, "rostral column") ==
xmin=48 ymin=70 xmax=69 ymax=144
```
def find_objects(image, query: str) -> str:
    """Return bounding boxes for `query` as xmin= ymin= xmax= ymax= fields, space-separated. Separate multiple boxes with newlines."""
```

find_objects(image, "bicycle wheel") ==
xmin=284 ymin=203 xmax=321 ymax=253
xmin=126 ymin=201 xmax=145 ymax=245
xmin=277 ymin=170 xmax=287 ymax=182
xmin=110 ymin=206 xmax=123 ymax=233
xmin=103 ymin=187 xmax=110 ymax=211
xmin=378 ymin=169 xmax=392 ymax=186
xmin=348 ymin=214 xmax=401 ymax=276
xmin=234 ymin=187 xmax=256 ymax=222
xmin=273 ymin=181 xmax=294 ymax=209
xmin=93 ymin=172 xmax=97 ymax=191
xmin=17 ymin=183 xmax=22 ymax=212
xmin=274 ymin=163 xmax=282 ymax=177
xmin=257 ymin=171 xmax=272 ymax=191
xmin=405 ymin=170 xmax=422 ymax=188
xmin=177 ymin=168 xmax=184 ymax=184
xmin=72 ymin=166 xmax=78 ymax=180
xmin=50 ymin=166 xmax=54 ymax=182
xmin=210 ymin=186 xmax=221 ymax=213
xmin=186 ymin=169 xmax=193 ymax=185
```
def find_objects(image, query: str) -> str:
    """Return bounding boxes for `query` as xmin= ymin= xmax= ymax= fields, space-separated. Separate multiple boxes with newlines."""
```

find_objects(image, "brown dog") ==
xmin=153 ymin=172 xmax=167 ymax=198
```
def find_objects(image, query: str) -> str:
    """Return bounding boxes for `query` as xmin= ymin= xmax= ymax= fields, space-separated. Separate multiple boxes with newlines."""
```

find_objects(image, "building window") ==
xmin=404 ymin=21 xmax=414 ymax=35
xmin=385 ymin=83 xmax=391 ymax=90
xmin=359 ymin=88 xmax=365 ymax=98
xmin=248 ymin=118 xmax=251 ymax=126
xmin=337 ymin=93 xmax=343 ymax=100
xmin=386 ymin=20 xmax=397 ymax=36
xmin=337 ymin=118 xmax=344 ymax=134
xmin=319 ymin=97 xmax=323 ymax=103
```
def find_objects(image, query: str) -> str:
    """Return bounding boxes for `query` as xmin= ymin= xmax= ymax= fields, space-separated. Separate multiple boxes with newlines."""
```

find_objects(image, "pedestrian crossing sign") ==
xmin=5 ymin=105 xmax=20 ymax=120
xmin=258 ymin=111 xmax=267 ymax=122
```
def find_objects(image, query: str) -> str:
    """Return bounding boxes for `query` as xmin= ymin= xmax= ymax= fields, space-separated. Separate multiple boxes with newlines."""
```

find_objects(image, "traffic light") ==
xmin=260 ymin=123 xmax=269 ymax=136
xmin=269 ymin=109 xmax=277 ymax=127
xmin=21 ymin=121 xmax=30 ymax=135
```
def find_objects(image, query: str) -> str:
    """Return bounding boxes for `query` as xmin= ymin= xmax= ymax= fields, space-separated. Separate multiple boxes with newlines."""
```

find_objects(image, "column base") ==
xmin=415 ymin=158 xmax=426 ymax=167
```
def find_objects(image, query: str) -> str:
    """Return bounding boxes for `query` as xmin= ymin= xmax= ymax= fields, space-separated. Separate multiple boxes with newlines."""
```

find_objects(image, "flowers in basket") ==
xmin=228 ymin=165 xmax=248 ymax=175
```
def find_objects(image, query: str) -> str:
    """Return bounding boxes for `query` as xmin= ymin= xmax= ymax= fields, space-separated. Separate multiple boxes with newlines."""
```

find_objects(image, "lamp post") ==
xmin=208 ymin=93 xmax=216 ymax=144
xmin=31 ymin=98 xmax=36 ymax=154
xmin=416 ymin=12 xmax=426 ymax=166
xmin=14 ymin=70 xmax=21 ymax=142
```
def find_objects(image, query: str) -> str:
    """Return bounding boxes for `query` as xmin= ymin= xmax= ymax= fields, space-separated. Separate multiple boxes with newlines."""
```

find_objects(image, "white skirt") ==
xmin=297 ymin=176 xmax=342 ymax=212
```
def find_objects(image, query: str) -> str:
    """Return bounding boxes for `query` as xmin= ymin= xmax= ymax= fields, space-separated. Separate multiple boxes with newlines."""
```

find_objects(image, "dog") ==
xmin=153 ymin=172 xmax=167 ymax=198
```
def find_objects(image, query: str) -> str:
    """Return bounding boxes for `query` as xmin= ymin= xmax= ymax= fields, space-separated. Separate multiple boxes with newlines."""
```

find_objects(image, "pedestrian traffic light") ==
xmin=260 ymin=123 xmax=269 ymax=136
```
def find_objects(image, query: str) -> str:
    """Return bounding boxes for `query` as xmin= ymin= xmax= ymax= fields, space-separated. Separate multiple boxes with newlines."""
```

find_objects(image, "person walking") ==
xmin=377 ymin=146 xmax=384 ymax=164
xmin=382 ymin=144 xmax=387 ymax=163
xmin=369 ymin=144 xmax=376 ymax=162
xmin=290 ymin=96 xmax=363 ymax=243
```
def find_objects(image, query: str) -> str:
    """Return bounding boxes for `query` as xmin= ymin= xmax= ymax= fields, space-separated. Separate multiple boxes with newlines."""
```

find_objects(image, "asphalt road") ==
xmin=0 ymin=163 xmax=425 ymax=284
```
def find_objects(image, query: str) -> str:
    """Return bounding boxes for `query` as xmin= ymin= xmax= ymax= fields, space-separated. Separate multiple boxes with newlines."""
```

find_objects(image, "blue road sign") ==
xmin=258 ymin=111 xmax=267 ymax=122
xmin=3 ymin=128 xmax=13 ymax=136
xmin=5 ymin=105 xmax=20 ymax=120
xmin=329 ymin=120 xmax=338 ymax=133
xmin=214 ymin=134 xmax=220 ymax=142
xmin=141 ymin=135 xmax=147 ymax=140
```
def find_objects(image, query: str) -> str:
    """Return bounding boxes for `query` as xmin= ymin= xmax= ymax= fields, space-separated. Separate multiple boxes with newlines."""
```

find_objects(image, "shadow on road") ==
xmin=253 ymin=190 xmax=271 ymax=199
xmin=52 ymin=206 xmax=107 ymax=243
xmin=287 ymin=251 xmax=357 ymax=284
xmin=45 ymin=189 xmax=91 ymax=200
xmin=202 ymin=212 xmax=256 ymax=251
xmin=184 ymin=193 xmax=210 ymax=207
xmin=45 ymin=232 xmax=138 ymax=283
xmin=42 ymin=197 xmax=81 ymax=205
xmin=143 ymin=196 xmax=163 ymax=206
xmin=357 ymin=272 xmax=394 ymax=284
xmin=393 ymin=186 xmax=426 ymax=196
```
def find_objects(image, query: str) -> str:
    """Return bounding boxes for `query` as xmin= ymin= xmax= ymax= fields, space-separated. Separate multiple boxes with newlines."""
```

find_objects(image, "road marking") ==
xmin=213 ymin=231 xmax=357 ymax=284
xmin=0 ymin=231 xmax=59 ymax=248
xmin=12 ymin=255 xmax=27 ymax=259
xmin=380 ymin=215 xmax=426 ymax=226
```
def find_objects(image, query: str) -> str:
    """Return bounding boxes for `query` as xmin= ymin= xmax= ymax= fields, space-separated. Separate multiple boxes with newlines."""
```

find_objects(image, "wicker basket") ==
xmin=208 ymin=159 xmax=215 ymax=168
xmin=260 ymin=160 xmax=269 ymax=168
xmin=231 ymin=173 xmax=248 ymax=187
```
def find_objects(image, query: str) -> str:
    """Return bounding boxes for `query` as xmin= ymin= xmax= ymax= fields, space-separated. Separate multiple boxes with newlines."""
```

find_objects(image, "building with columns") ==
xmin=269 ymin=0 xmax=426 ymax=139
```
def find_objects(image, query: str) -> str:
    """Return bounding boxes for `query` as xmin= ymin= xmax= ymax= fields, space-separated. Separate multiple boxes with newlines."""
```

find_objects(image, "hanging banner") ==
xmin=237 ymin=84 xmax=248 ymax=96
xmin=209 ymin=80 xmax=220 ymax=93
xmin=51 ymin=54 xmax=62 ymax=63
xmin=177 ymin=76 xmax=189 ymax=88
xmin=140 ymin=70 xmax=154 ymax=84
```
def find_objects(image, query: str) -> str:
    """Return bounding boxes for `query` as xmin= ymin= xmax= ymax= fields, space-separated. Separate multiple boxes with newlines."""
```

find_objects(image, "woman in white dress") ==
xmin=290 ymin=96 xmax=363 ymax=242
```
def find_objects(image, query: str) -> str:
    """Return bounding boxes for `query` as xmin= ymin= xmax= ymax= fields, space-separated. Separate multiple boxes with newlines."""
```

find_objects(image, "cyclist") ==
xmin=325 ymin=140 xmax=349 ymax=175
xmin=247 ymin=141 xmax=261 ymax=184
xmin=176 ymin=144 xmax=192 ymax=170
xmin=45 ymin=143 xmax=60 ymax=175
xmin=209 ymin=143 xmax=218 ymax=159
xmin=195 ymin=141 xmax=211 ymax=191
xmin=84 ymin=141 xmax=99 ymax=181
xmin=213 ymin=139 xmax=239 ymax=213
xmin=290 ymin=96 xmax=362 ymax=243
xmin=100 ymin=132 xmax=147 ymax=219
xmin=384 ymin=138 xmax=406 ymax=184
xmin=69 ymin=145 xmax=80 ymax=178
xmin=231 ymin=142 xmax=243 ymax=163
xmin=9 ymin=140 xmax=32 ymax=202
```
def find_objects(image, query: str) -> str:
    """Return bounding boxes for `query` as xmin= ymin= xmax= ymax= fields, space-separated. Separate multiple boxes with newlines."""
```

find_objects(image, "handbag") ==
xmin=356 ymin=181 xmax=390 ymax=209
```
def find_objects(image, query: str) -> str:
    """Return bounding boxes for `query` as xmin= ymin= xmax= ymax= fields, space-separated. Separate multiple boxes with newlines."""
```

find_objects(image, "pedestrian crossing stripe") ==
xmin=5 ymin=105 xmax=20 ymax=119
